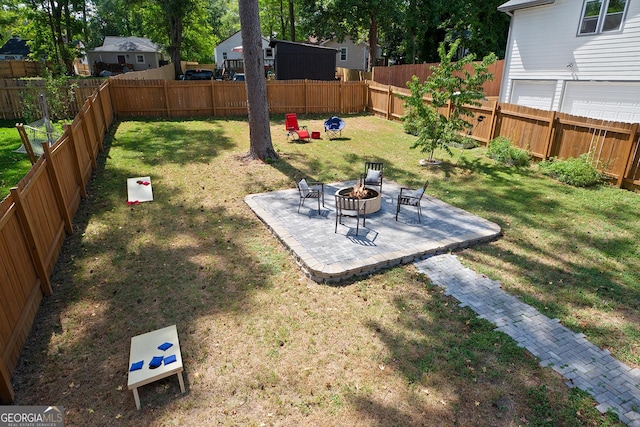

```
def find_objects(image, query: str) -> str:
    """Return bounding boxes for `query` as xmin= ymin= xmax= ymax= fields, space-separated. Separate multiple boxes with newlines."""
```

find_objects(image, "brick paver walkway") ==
xmin=416 ymin=254 xmax=640 ymax=426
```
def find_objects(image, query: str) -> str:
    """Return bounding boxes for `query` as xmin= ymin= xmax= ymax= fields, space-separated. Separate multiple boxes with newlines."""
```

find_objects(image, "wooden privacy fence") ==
xmin=0 ymin=78 xmax=104 ymax=120
xmin=367 ymin=81 xmax=640 ymax=190
xmin=109 ymin=79 xmax=368 ymax=117
xmin=372 ymin=60 xmax=504 ymax=98
xmin=0 ymin=81 xmax=113 ymax=403
xmin=0 ymin=61 xmax=50 ymax=79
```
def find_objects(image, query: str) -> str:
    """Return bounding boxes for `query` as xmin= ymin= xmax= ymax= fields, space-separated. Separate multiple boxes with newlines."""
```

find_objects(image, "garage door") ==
xmin=561 ymin=81 xmax=640 ymax=123
xmin=510 ymin=80 xmax=556 ymax=110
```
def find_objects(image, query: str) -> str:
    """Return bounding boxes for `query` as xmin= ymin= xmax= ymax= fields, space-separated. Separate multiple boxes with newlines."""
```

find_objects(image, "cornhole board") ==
xmin=127 ymin=325 xmax=185 ymax=409
xmin=127 ymin=176 xmax=154 ymax=203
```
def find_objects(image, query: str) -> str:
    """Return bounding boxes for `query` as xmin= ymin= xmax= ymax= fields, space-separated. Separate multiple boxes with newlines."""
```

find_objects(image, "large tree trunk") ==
xmin=239 ymin=0 xmax=278 ymax=161
xmin=169 ymin=16 xmax=183 ymax=79
xmin=367 ymin=13 xmax=378 ymax=71
xmin=288 ymin=0 xmax=295 ymax=41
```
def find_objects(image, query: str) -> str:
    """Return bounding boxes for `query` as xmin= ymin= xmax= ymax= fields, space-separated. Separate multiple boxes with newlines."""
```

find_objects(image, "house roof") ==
xmin=497 ymin=0 xmax=555 ymax=13
xmin=91 ymin=36 xmax=160 ymax=53
xmin=0 ymin=36 xmax=30 ymax=56
xmin=269 ymin=39 xmax=338 ymax=52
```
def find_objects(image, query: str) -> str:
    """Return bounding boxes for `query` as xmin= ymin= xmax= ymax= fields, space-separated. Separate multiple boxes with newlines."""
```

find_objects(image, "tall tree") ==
xmin=238 ymin=0 xmax=277 ymax=161
xmin=299 ymin=0 xmax=397 ymax=70
xmin=153 ymin=0 xmax=196 ymax=78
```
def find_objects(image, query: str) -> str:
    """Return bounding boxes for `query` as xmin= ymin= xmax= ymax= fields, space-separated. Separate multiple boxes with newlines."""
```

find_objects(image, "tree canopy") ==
xmin=1 ymin=0 xmax=509 ymax=73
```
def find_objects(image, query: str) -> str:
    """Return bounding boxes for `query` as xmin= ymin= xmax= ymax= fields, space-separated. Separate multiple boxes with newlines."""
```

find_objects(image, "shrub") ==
xmin=487 ymin=136 xmax=530 ymax=166
xmin=539 ymin=154 xmax=603 ymax=187
xmin=402 ymin=106 xmax=421 ymax=136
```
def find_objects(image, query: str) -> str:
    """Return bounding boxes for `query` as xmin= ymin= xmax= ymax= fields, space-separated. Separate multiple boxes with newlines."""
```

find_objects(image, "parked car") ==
xmin=232 ymin=73 xmax=245 ymax=81
xmin=182 ymin=69 xmax=214 ymax=80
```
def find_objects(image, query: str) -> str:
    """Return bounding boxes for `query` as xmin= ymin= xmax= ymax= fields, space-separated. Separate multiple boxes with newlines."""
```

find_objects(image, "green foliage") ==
xmin=21 ymin=71 xmax=78 ymax=123
xmin=539 ymin=154 xmax=604 ymax=187
xmin=402 ymin=106 xmax=420 ymax=136
xmin=486 ymin=136 xmax=530 ymax=167
xmin=401 ymin=39 xmax=496 ymax=161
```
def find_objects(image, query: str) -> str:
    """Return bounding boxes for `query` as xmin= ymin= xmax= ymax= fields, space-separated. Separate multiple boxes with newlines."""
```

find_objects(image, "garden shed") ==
xmin=269 ymin=39 xmax=338 ymax=81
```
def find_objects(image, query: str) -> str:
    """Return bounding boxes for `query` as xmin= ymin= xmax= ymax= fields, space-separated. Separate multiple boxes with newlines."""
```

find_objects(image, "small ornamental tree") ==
xmin=402 ymin=39 xmax=496 ymax=163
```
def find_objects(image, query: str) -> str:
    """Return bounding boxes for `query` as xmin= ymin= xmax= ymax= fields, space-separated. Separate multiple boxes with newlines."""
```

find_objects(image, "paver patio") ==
xmin=245 ymin=180 xmax=502 ymax=283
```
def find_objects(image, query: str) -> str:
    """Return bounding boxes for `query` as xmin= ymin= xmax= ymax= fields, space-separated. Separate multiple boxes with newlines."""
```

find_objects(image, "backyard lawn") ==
xmin=6 ymin=115 xmax=637 ymax=425
xmin=0 ymin=120 xmax=32 ymax=196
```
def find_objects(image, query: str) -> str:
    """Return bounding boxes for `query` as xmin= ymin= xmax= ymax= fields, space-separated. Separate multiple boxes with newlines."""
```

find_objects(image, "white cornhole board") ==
xmin=127 ymin=176 xmax=154 ymax=203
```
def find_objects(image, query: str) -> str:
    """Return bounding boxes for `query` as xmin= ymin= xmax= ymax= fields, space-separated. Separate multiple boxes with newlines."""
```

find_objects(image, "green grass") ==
xmin=7 ymin=115 xmax=632 ymax=426
xmin=0 ymin=120 xmax=32 ymax=196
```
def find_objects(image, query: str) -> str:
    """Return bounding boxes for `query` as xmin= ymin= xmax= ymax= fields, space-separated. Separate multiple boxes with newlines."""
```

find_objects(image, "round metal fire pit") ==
xmin=336 ymin=187 xmax=382 ymax=214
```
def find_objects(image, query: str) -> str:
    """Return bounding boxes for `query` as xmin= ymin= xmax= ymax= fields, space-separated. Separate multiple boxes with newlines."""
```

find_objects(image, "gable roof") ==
xmin=269 ymin=39 xmax=338 ymax=52
xmin=497 ymin=0 xmax=555 ymax=13
xmin=0 ymin=37 xmax=30 ymax=56
xmin=92 ymin=36 xmax=160 ymax=53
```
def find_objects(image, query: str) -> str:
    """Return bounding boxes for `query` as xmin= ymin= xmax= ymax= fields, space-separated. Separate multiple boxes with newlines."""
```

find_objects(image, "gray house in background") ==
xmin=269 ymin=39 xmax=338 ymax=81
xmin=0 ymin=36 xmax=30 ymax=60
xmin=87 ymin=36 xmax=164 ymax=75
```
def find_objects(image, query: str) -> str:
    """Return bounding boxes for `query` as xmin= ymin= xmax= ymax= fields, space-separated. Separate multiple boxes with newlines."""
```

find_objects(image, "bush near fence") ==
xmin=1 ymin=74 xmax=640 ymax=403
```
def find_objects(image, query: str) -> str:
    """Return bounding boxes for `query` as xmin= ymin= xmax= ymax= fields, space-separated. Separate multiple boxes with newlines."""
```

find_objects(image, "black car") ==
xmin=182 ymin=69 xmax=214 ymax=80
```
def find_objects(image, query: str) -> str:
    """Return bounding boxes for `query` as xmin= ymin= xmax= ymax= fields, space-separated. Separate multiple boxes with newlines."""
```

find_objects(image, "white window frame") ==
xmin=223 ymin=52 xmax=228 ymax=60
xmin=136 ymin=54 xmax=145 ymax=63
xmin=339 ymin=47 xmax=347 ymax=62
xmin=265 ymin=48 xmax=273 ymax=58
xmin=578 ymin=0 xmax=629 ymax=35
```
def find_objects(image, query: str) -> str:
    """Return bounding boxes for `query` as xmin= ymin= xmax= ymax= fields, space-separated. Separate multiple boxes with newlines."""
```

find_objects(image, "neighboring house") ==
xmin=320 ymin=36 xmax=382 ymax=71
xmin=498 ymin=0 xmax=640 ymax=123
xmin=87 ymin=36 xmax=163 ymax=74
xmin=213 ymin=31 xmax=274 ymax=69
xmin=0 ymin=36 xmax=30 ymax=60
xmin=269 ymin=39 xmax=338 ymax=81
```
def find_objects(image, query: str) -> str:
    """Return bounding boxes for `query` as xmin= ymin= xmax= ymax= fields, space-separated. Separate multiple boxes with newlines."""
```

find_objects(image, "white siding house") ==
xmin=87 ymin=36 xmax=163 ymax=72
xmin=213 ymin=31 xmax=274 ymax=69
xmin=321 ymin=36 xmax=383 ymax=71
xmin=498 ymin=0 xmax=640 ymax=123
xmin=321 ymin=36 xmax=366 ymax=71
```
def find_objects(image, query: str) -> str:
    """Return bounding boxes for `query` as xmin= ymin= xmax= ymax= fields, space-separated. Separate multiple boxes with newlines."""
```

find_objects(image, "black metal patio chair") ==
xmin=335 ymin=194 xmax=367 ymax=236
xmin=396 ymin=180 xmax=429 ymax=222
xmin=297 ymin=179 xmax=324 ymax=214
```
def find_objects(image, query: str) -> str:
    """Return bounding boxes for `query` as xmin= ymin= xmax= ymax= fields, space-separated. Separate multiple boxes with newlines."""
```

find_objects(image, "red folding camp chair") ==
xmin=285 ymin=113 xmax=311 ymax=142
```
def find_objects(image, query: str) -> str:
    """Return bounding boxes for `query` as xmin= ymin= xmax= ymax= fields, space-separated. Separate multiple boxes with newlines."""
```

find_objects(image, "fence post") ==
xmin=618 ymin=122 xmax=639 ymax=187
xmin=487 ymin=101 xmax=499 ymax=142
xmin=15 ymin=123 xmax=37 ymax=165
xmin=42 ymin=142 xmax=73 ymax=234
xmin=210 ymin=80 xmax=216 ymax=116
xmin=9 ymin=187 xmax=53 ymax=297
xmin=304 ymin=80 xmax=309 ymax=115
xmin=164 ymin=80 xmax=171 ymax=117
xmin=64 ymin=128 xmax=87 ymax=198
xmin=0 ymin=360 xmax=14 ymax=404
xmin=86 ymin=97 xmax=103 ymax=153
xmin=339 ymin=81 xmax=343 ymax=115
xmin=544 ymin=111 xmax=558 ymax=159
xmin=386 ymin=85 xmax=392 ymax=120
